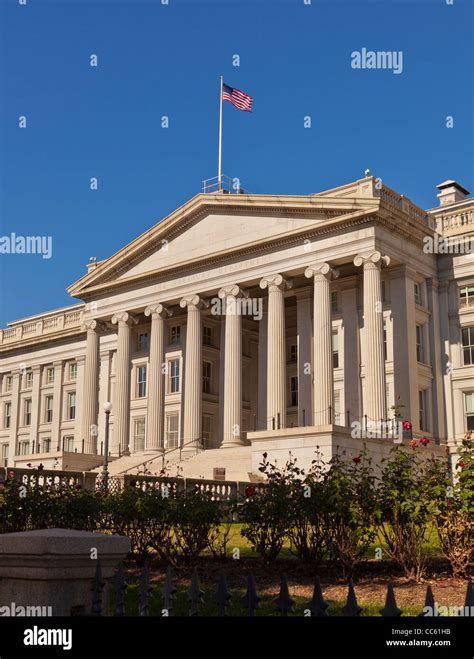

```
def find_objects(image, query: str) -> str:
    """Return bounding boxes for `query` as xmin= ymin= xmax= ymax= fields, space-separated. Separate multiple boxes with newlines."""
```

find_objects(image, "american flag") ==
xmin=222 ymin=83 xmax=253 ymax=112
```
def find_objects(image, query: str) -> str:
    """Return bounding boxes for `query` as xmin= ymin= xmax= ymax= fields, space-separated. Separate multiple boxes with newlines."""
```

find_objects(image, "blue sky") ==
xmin=0 ymin=0 xmax=473 ymax=326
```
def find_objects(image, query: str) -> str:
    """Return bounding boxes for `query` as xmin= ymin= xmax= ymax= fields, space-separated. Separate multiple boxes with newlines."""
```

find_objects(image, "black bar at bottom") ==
xmin=0 ymin=616 xmax=472 ymax=659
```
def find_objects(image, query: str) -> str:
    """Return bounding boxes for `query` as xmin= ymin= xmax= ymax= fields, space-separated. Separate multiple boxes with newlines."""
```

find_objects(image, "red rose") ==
xmin=403 ymin=421 xmax=412 ymax=430
xmin=457 ymin=461 xmax=465 ymax=469
xmin=420 ymin=437 xmax=430 ymax=446
xmin=245 ymin=486 xmax=256 ymax=497
xmin=352 ymin=456 xmax=361 ymax=464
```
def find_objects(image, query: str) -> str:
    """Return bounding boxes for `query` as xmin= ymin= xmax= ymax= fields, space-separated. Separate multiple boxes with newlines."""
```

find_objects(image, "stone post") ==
xmin=259 ymin=274 xmax=292 ymax=429
xmin=111 ymin=312 xmax=138 ymax=455
xmin=144 ymin=304 xmax=171 ymax=452
xmin=305 ymin=263 xmax=339 ymax=426
xmin=354 ymin=251 xmax=390 ymax=423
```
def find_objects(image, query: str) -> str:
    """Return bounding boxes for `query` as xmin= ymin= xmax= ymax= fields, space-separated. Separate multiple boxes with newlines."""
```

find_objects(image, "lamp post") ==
xmin=102 ymin=401 xmax=112 ymax=492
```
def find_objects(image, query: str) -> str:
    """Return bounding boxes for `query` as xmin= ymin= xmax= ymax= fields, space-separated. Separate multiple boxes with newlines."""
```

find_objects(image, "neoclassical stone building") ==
xmin=0 ymin=175 xmax=472 ymax=479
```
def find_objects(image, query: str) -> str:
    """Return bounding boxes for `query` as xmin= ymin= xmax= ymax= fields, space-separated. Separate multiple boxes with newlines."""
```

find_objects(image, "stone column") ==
xmin=354 ymin=251 xmax=390 ymax=423
xmin=81 ymin=320 xmax=103 ymax=454
xmin=296 ymin=288 xmax=313 ymax=426
xmin=305 ymin=263 xmax=339 ymax=426
xmin=51 ymin=361 xmax=63 ymax=452
xmin=218 ymin=285 xmax=246 ymax=447
xmin=111 ymin=312 xmax=138 ymax=455
xmin=144 ymin=304 xmax=171 ymax=452
xmin=180 ymin=295 xmax=207 ymax=447
xmin=340 ymin=278 xmax=361 ymax=423
xmin=260 ymin=274 xmax=292 ymax=429
xmin=29 ymin=365 xmax=41 ymax=452
xmin=257 ymin=298 xmax=268 ymax=431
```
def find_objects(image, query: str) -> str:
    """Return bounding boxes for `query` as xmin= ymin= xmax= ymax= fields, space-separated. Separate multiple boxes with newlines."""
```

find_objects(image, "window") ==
xmin=165 ymin=413 xmax=179 ymax=448
xmin=203 ymin=326 xmax=213 ymax=347
xmin=290 ymin=376 xmax=298 ymax=407
xmin=414 ymin=283 xmax=422 ymax=306
xmin=459 ymin=285 xmax=474 ymax=308
xmin=46 ymin=367 xmax=55 ymax=384
xmin=419 ymin=390 xmax=428 ymax=432
xmin=67 ymin=392 xmax=76 ymax=420
xmin=464 ymin=393 xmax=474 ymax=431
xmin=4 ymin=375 xmax=13 ymax=392
xmin=136 ymin=365 xmax=147 ymax=398
xmin=462 ymin=327 xmax=474 ymax=366
xmin=133 ymin=418 xmax=146 ymax=452
xmin=289 ymin=344 xmax=297 ymax=363
xmin=137 ymin=333 xmax=149 ymax=352
xmin=202 ymin=414 xmax=212 ymax=442
xmin=169 ymin=359 xmax=180 ymax=393
xmin=1 ymin=444 xmax=8 ymax=467
xmin=19 ymin=441 xmax=30 ymax=456
xmin=382 ymin=280 xmax=387 ymax=303
xmin=24 ymin=371 xmax=33 ymax=389
xmin=42 ymin=438 xmax=51 ymax=453
xmin=4 ymin=402 xmax=11 ymax=429
xmin=203 ymin=361 xmax=212 ymax=394
xmin=331 ymin=291 xmax=338 ymax=313
xmin=63 ymin=436 xmax=74 ymax=452
xmin=68 ymin=362 xmax=77 ymax=381
xmin=45 ymin=395 xmax=54 ymax=423
xmin=383 ymin=325 xmax=388 ymax=361
xmin=169 ymin=325 xmax=181 ymax=345
xmin=416 ymin=325 xmax=424 ymax=363
xmin=24 ymin=399 xmax=32 ymax=426
xmin=332 ymin=331 xmax=339 ymax=369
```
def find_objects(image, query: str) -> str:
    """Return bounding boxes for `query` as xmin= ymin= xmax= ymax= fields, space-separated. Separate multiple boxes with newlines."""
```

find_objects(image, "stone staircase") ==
xmin=97 ymin=445 xmax=258 ymax=482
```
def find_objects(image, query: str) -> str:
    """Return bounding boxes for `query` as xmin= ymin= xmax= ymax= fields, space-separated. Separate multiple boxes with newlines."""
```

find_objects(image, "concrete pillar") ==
xmin=340 ymin=278 xmax=361 ymax=423
xmin=257 ymin=299 xmax=268 ymax=431
xmin=111 ymin=312 xmax=138 ymax=455
xmin=9 ymin=372 xmax=20 ymax=461
xmin=390 ymin=267 xmax=418 ymax=426
xmin=259 ymin=274 xmax=292 ymax=429
xmin=51 ymin=361 xmax=63 ymax=451
xmin=305 ymin=263 xmax=339 ymax=426
xmin=218 ymin=285 xmax=246 ymax=446
xmin=354 ymin=251 xmax=390 ymax=423
xmin=29 ymin=365 xmax=42 ymax=452
xmin=296 ymin=289 xmax=312 ymax=426
xmin=81 ymin=320 xmax=103 ymax=454
xmin=180 ymin=295 xmax=207 ymax=447
xmin=144 ymin=304 xmax=171 ymax=452
xmin=427 ymin=278 xmax=446 ymax=442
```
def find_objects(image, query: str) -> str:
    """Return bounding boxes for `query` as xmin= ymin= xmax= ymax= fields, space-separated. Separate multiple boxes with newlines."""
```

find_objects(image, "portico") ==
xmin=1 ymin=174 xmax=468 ymax=477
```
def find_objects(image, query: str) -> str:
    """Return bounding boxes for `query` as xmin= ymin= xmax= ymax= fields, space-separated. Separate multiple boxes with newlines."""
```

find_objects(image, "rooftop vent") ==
xmin=436 ymin=180 xmax=470 ymax=206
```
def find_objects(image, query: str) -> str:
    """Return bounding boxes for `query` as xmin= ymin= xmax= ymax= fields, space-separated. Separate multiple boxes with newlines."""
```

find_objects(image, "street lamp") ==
xmin=102 ymin=401 xmax=112 ymax=492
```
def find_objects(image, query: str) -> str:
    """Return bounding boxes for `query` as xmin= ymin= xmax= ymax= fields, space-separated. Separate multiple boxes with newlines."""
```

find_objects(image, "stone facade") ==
xmin=0 ymin=176 xmax=472 ymax=476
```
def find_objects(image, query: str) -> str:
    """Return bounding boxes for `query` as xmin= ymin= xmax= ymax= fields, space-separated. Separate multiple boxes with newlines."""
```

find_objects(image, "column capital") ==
xmin=353 ymin=251 xmax=390 ymax=270
xmin=81 ymin=319 xmax=107 ymax=333
xmin=259 ymin=273 xmax=293 ymax=292
xmin=144 ymin=303 xmax=172 ymax=319
xmin=218 ymin=284 xmax=248 ymax=300
xmin=179 ymin=294 xmax=209 ymax=311
xmin=111 ymin=311 xmax=139 ymax=326
xmin=304 ymin=262 xmax=339 ymax=281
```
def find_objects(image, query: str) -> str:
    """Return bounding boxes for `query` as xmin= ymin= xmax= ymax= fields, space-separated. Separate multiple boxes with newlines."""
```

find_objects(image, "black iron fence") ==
xmin=90 ymin=561 xmax=474 ymax=617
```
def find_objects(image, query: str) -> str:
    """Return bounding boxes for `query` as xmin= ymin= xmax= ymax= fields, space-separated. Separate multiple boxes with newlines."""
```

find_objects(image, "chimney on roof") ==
xmin=436 ymin=180 xmax=470 ymax=206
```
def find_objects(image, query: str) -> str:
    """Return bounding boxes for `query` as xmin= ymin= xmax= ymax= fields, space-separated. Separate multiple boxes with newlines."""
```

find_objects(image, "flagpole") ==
xmin=218 ymin=75 xmax=223 ymax=191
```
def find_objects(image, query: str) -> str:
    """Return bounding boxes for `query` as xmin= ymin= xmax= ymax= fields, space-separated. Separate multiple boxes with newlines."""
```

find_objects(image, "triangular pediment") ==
xmin=68 ymin=192 xmax=378 ymax=298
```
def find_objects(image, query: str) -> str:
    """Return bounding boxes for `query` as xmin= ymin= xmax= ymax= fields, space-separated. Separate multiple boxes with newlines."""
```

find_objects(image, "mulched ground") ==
xmin=124 ymin=556 xmax=471 ymax=609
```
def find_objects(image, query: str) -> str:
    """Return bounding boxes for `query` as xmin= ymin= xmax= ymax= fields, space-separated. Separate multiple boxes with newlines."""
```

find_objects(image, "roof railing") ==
xmin=202 ymin=175 xmax=248 ymax=195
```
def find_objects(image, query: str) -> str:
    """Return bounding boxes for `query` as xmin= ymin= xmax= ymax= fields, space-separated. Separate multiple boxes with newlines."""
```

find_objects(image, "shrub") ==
xmin=431 ymin=437 xmax=473 ymax=578
xmin=375 ymin=445 xmax=445 ymax=582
